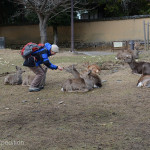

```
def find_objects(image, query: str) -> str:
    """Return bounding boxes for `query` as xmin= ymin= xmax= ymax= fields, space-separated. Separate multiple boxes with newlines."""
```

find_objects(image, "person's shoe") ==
xmin=39 ymin=86 xmax=44 ymax=90
xmin=29 ymin=87 xmax=41 ymax=92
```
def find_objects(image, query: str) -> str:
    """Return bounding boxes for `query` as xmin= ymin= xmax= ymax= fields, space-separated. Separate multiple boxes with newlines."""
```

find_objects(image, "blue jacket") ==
xmin=32 ymin=43 xmax=58 ymax=70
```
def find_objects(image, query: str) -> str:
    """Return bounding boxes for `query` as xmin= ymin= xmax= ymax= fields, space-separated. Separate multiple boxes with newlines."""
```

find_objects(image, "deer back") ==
xmin=4 ymin=66 xmax=25 ymax=85
xmin=87 ymin=64 xmax=101 ymax=74
xmin=61 ymin=78 xmax=88 ymax=92
xmin=80 ymin=70 xmax=102 ymax=89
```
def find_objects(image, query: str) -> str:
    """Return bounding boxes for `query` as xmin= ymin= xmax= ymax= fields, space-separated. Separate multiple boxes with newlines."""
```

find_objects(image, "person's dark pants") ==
xmin=29 ymin=65 xmax=45 ymax=88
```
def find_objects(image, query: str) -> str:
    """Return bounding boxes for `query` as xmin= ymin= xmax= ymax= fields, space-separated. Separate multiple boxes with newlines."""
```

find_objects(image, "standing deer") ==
xmin=4 ymin=66 xmax=25 ymax=85
xmin=22 ymin=67 xmax=47 ymax=86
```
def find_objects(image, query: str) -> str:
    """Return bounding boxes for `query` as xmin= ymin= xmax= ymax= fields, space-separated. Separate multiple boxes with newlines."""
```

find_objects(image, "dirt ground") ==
xmin=0 ymin=49 xmax=150 ymax=150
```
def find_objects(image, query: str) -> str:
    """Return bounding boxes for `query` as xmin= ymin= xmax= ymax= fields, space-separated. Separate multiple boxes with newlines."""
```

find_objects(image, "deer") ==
xmin=4 ymin=66 xmax=25 ymax=85
xmin=80 ymin=70 xmax=102 ymax=88
xmin=116 ymin=49 xmax=139 ymax=60
xmin=137 ymin=75 xmax=150 ymax=88
xmin=75 ymin=64 xmax=102 ymax=88
xmin=83 ymin=62 xmax=101 ymax=74
xmin=22 ymin=67 xmax=47 ymax=86
xmin=61 ymin=78 xmax=90 ymax=92
xmin=64 ymin=64 xmax=80 ymax=78
xmin=142 ymin=63 xmax=150 ymax=75
xmin=64 ymin=64 xmax=102 ymax=88
xmin=62 ymin=65 xmax=102 ymax=92
xmin=62 ymin=65 xmax=92 ymax=92
xmin=124 ymin=56 xmax=150 ymax=75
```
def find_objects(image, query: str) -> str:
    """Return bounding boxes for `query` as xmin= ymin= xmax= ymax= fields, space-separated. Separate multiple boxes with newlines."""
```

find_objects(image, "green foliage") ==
xmin=104 ymin=0 xmax=124 ymax=17
xmin=1 ymin=0 xmax=150 ymax=25
xmin=127 ymin=0 xmax=149 ymax=15
xmin=88 ymin=0 xmax=150 ymax=18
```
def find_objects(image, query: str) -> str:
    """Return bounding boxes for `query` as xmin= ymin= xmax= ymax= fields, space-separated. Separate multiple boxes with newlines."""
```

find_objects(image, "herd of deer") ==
xmin=116 ymin=48 xmax=150 ymax=88
xmin=3 ymin=47 xmax=150 ymax=91
xmin=3 ymin=63 xmax=102 ymax=92
xmin=61 ymin=64 xmax=101 ymax=92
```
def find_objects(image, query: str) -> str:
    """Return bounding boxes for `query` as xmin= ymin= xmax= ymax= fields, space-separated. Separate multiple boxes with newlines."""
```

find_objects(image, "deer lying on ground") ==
xmin=22 ymin=67 xmax=47 ymax=86
xmin=4 ymin=66 xmax=25 ymax=85
xmin=61 ymin=77 xmax=90 ymax=92
xmin=116 ymin=50 xmax=132 ymax=60
xmin=62 ymin=65 xmax=92 ymax=92
xmin=80 ymin=70 xmax=102 ymax=88
xmin=137 ymin=75 xmax=150 ymax=88
xmin=62 ymin=65 xmax=102 ymax=92
xmin=83 ymin=62 xmax=101 ymax=74
xmin=142 ymin=63 xmax=150 ymax=75
xmin=65 ymin=64 xmax=102 ymax=87
xmin=124 ymin=56 xmax=150 ymax=75
xmin=116 ymin=49 xmax=139 ymax=60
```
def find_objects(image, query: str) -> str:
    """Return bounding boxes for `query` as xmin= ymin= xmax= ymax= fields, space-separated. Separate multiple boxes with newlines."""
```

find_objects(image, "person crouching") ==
xmin=26 ymin=43 xmax=63 ymax=92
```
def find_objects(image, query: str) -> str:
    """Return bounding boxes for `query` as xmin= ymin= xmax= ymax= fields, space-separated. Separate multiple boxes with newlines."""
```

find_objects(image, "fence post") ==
xmin=71 ymin=0 xmax=74 ymax=52
xmin=0 ymin=37 xmax=5 ymax=49
xmin=147 ymin=22 xmax=149 ymax=50
xmin=143 ymin=20 xmax=147 ymax=51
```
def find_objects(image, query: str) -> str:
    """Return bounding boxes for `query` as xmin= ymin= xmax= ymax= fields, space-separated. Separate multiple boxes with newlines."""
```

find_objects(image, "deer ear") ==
xmin=15 ymin=66 xmax=18 ymax=70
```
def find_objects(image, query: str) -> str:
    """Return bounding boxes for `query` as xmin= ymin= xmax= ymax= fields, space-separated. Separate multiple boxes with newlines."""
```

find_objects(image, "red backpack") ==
xmin=21 ymin=42 xmax=44 ymax=58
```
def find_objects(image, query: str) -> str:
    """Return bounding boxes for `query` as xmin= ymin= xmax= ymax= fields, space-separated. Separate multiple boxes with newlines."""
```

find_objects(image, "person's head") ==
xmin=44 ymin=43 xmax=59 ymax=55
xmin=51 ymin=44 xmax=59 ymax=55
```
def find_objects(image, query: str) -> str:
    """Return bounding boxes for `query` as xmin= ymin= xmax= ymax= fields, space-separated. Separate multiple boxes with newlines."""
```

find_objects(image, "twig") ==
xmin=0 ymin=72 xmax=15 ymax=77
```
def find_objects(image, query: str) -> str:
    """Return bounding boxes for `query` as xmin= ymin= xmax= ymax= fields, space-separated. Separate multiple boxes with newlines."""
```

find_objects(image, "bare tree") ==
xmin=14 ymin=0 xmax=73 ymax=44
xmin=13 ymin=0 xmax=130 ymax=45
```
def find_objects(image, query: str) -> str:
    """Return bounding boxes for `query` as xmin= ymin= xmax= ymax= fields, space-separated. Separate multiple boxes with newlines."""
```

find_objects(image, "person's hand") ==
xmin=58 ymin=66 xmax=64 ymax=71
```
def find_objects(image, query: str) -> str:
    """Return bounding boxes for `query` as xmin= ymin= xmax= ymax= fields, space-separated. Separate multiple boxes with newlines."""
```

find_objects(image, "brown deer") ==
xmin=64 ymin=64 xmax=80 ymax=78
xmin=4 ymin=66 xmax=25 ymax=85
xmin=61 ymin=78 xmax=90 ymax=92
xmin=62 ymin=65 xmax=102 ymax=92
xmin=83 ymin=62 xmax=101 ymax=74
xmin=80 ymin=70 xmax=102 ymax=88
xmin=62 ymin=65 xmax=94 ymax=92
xmin=22 ymin=67 xmax=47 ymax=86
xmin=137 ymin=75 xmax=150 ymax=87
xmin=124 ymin=56 xmax=150 ymax=75
xmin=116 ymin=49 xmax=139 ymax=60
xmin=67 ymin=64 xmax=102 ymax=88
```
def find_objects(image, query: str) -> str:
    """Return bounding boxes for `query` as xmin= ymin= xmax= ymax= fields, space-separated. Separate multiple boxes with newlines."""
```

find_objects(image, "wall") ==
xmin=0 ymin=17 xmax=148 ymax=49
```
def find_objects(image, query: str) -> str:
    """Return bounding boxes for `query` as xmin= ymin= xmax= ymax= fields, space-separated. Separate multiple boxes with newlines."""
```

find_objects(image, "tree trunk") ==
xmin=53 ymin=25 xmax=58 ymax=44
xmin=39 ymin=21 xmax=47 ymax=43
xmin=38 ymin=14 xmax=49 ymax=44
